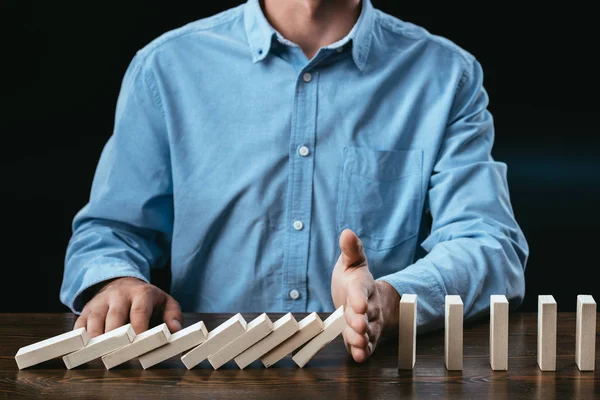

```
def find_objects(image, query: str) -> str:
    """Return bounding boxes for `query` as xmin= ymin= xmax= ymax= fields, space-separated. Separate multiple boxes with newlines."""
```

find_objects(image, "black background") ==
xmin=0 ymin=1 xmax=597 ymax=313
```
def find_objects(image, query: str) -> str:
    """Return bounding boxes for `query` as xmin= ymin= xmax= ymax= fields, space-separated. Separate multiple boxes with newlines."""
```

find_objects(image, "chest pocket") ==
xmin=337 ymin=147 xmax=423 ymax=251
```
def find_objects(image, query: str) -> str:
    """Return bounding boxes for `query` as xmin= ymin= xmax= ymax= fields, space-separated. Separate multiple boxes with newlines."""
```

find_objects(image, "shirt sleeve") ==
xmin=377 ymin=57 xmax=529 ymax=332
xmin=60 ymin=52 xmax=173 ymax=314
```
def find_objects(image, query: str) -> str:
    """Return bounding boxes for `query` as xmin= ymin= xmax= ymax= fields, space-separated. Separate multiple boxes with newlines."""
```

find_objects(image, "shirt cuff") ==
xmin=376 ymin=258 xmax=447 ymax=332
xmin=62 ymin=262 xmax=150 ymax=314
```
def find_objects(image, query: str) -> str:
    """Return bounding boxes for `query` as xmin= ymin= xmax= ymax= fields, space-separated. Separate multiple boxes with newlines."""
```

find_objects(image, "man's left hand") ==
xmin=331 ymin=229 xmax=400 ymax=362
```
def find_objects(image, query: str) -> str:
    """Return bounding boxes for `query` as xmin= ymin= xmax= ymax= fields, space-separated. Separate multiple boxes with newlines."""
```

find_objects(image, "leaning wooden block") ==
xmin=576 ymin=295 xmax=596 ymax=371
xmin=292 ymin=305 xmax=345 ymax=368
xmin=138 ymin=321 xmax=208 ymax=369
xmin=234 ymin=313 xmax=299 ymax=369
xmin=445 ymin=295 xmax=463 ymax=371
xmin=15 ymin=327 xmax=89 ymax=369
xmin=490 ymin=295 xmax=509 ymax=371
xmin=397 ymin=294 xmax=417 ymax=370
xmin=63 ymin=324 xmax=135 ymax=369
xmin=261 ymin=312 xmax=323 ymax=368
xmin=537 ymin=295 xmax=557 ymax=371
xmin=181 ymin=314 xmax=247 ymax=369
xmin=102 ymin=323 xmax=170 ymax=370
xmin=208 ymin=313 xmax=273 ymax=369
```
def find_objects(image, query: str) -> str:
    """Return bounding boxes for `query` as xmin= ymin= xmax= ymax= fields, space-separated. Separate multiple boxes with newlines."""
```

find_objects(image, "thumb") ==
xmin=339 ymin=229 xmax=367 ymax=268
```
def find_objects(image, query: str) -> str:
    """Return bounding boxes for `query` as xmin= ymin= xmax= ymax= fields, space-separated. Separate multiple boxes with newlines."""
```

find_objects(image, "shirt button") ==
xmin=289 ymin=289 xmax=300 ymax=300
xmin=298 ymin=146 xmax=310 ymax=157
xmin=302 ymin=72 xmax=312 ymax=83
xmin=293 ymin=220 xmax=304 ymax=231
xmin=336 ymin=47 xmax=344 ymax=53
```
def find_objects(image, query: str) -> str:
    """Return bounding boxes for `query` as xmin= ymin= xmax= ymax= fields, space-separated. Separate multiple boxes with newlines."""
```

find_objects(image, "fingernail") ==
xmin=172 ymin=319 xmax=182 ymax=331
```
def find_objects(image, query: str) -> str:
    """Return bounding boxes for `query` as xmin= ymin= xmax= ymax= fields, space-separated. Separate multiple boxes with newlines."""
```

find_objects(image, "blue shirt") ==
xmin=60 ymin=0 xmax=528 ymax=331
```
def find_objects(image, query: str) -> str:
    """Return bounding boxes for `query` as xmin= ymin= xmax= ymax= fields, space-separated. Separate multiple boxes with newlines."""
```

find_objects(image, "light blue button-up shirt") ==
xmin=60 ymin=0 xmax=528 ymax=330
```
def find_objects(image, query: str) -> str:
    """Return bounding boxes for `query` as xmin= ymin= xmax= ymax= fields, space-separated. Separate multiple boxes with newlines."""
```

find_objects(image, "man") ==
xmin=60 ymin=0 xmax=528 ymax=363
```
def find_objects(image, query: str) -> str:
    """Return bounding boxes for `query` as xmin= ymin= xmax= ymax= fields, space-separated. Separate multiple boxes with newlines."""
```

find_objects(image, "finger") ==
xmin=74 ymin=308 xmax=90 ymax=330
xmin=105 ymin=299 xmax=130 ymax=332
xmin=343 ymin=326 xmax=369 ymax=349
xmin=345 ymin=305 xmax=368 ymax=335
xmin=346 ymin=278 xmax=370 ymax=315
xmin=351 ymin=345 xmax=369 ymax=363
xmin=339 ymin=229 xmax=366 ymax=268
xmin=129 ymin=288 xmax=156 ymax=334
xmin=367 ymin=318 xmax=383 ymax=346
xmin=366 ymin=289 xmax=382 ymax=322
xmin=86 ymin=304 xmax=109 ymax=338
xmin=162 ymin=295 xmax=184 ymax=332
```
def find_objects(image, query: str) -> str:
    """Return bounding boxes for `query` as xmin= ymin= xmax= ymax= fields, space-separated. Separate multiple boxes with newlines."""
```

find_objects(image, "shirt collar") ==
xmin=243 ymin=0 xmax=376 ymax=71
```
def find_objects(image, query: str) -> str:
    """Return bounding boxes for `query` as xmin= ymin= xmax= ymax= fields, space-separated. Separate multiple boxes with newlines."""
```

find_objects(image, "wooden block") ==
xmin=261 ymin=312 xmax=323 ymax=368
xmin=537 ymin=295 xmax=557 ymax=371
xmin=208 ymin=313 xmax=273 ymax=369
xmin=234 ymin=313 xmax=299 ymax=369
xmin=181 ymin=314 xmax=247 ymax=369
xmin=101 ymin=323 xmax=171 ymax=370
xmin=15 ymin=327 xmax=89 ymax=369
xmin=445 ymin=295 xmax=463 ymax=371
xmin=138 ymin=321 xmax=208 ymax=369
xmin=490 ymin=295 xmax=509 ymax=371
xmin=397 ymin=294 xmax=417 ymax=370
xmin=292 ymin=305 xmax=345 ymax=368
xmin=576 ymin=295 xmax=596 ymax=371
xmin=63 ymin=324 xmax=135 ymax=369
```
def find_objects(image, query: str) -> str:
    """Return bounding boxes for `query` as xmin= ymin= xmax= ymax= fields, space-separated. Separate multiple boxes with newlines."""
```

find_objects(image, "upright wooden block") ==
xmin=181 ymin=314 xmax=247 ymax=369
xmin=234 ymin=313 xmax=299 ymax=369
xmin=102 ymin=323 xmax=171 ymax=370
xmin=15 ymin=327 xmax=89 ymax=369
xmin=397 ymin=294 xmax=417 ymax=370
xmin=261 ymin=312 xmax=323 ymax=368
xmin=208 ymin=313 xmax=273 ymax=369
xmin=63 ymin=324 xmax=136 ymax=369
xmin=537 ymin=295 xmax=557 ymax=371
xmin=138 ymin=321 xmax=208 ymax=369
xmin=292 ymin=305 xmax=346 ymax=368
xmin=490 ymin=295 xmax=509 ymax=371
xmin=576 ymin=295 xmax=596 ymax=371
xmin=445 ymin=295 xmax=463 ymax=371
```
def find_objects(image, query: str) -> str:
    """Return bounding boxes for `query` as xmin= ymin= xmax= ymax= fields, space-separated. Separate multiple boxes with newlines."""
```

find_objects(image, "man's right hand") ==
xmin=74 ymin=277 xmax=183 ymax=338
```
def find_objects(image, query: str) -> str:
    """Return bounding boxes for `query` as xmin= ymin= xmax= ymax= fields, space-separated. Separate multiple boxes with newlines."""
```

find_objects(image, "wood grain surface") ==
xmin=1 ymin=313 xmax=598 ymax=399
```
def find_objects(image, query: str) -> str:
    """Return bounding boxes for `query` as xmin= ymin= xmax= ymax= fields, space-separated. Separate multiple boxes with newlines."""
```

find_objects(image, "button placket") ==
xmin=281 ymin=69 xmax=319 ymax=312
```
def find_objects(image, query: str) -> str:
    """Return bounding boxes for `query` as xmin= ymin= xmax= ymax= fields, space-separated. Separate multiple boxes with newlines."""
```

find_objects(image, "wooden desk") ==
xmin=1 ymin=313 xmax=598 ymax=399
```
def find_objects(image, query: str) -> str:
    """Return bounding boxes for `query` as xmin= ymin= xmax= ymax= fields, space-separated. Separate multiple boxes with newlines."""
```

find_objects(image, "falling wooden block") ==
xmin=397 ymin=294 xmax=417 ymax=370
xmin=181 ymin=314 xmax=247 ymax=369
xmin=445 ymin=295 xmax=463 ymax=371
xmin=139 ymin=321 xmax=208 ymax=369
xmin=576 ymin=295 xmax=596 ymax=371
xmin=261 ymin=312 xmax=323 ymax=368
xmin=208 ymin=313 xmax=273 ymax=369
xmin=101 ymin=323 xmax=170 ymax=370
xmin=537 ymin=295 xmax=557 ymax=371
xmin=234 ymin=313 xmax=299 ymax=369
xmin=490 ymin=295 xmax=509 ymax=371
xmin=292 ymin=305 xmax=345 ymax=368
xmin=63 ymin=324 xmax=136 ymax=369
xmin=15 ymin=327 xmax=89 ymax=369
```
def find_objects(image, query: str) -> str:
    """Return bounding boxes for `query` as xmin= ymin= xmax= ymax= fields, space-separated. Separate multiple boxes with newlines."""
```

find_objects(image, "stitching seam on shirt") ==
xmin=445 ymin=57 xmax=475 ymax=128
xmin=376 ymin=12 xmax=474 ymax=69
xmin=139 ymin=10 xmax=244 ymax=60
xmin=144 ymin=66 xmax=166 ymax=119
